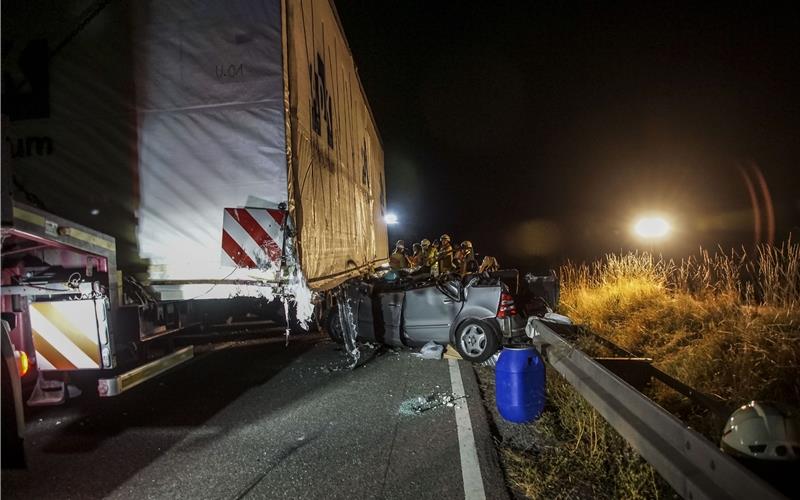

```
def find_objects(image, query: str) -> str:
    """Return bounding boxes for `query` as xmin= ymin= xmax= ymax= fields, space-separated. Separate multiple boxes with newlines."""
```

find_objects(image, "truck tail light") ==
xmin=497 ymin=292 xmax=517 ymax=318
xmin=15 ymin=350 xmax=29 ymax=377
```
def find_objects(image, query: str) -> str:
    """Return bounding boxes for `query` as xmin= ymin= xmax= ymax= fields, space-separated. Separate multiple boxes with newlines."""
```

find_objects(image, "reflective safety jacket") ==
xmin=438 ymin=243 xmax=454 ymax=273
xmin=390 ymin=251 xmax=408 ymax=270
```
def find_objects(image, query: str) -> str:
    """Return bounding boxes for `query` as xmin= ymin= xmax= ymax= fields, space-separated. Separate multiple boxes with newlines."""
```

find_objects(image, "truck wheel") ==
xmin=324 ymin=306 xmax=344 ymax=344
xmin=454 ymin=319 xmax=499 ymax=363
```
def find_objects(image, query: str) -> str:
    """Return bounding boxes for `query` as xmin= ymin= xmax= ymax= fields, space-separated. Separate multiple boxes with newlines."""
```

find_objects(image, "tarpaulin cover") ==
xmin=285 ymin=0 xmax=389 ymax=290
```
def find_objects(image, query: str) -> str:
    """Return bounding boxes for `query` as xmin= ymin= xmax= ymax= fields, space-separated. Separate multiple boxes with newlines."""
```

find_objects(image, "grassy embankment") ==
xmin=502 ymin=240 xmax=800 ymax=499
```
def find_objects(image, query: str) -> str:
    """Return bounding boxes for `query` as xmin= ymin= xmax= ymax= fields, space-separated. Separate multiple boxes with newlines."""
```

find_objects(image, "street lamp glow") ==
xmin=384 ymin=213 xmax=398 ymax=225
xmin=634 ymin=216 xmax=670 ymax=239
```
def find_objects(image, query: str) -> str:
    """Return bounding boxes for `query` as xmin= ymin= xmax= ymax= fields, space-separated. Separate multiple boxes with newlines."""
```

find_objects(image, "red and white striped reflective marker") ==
xmin=221 ymin=208 xmax=285 ymax=268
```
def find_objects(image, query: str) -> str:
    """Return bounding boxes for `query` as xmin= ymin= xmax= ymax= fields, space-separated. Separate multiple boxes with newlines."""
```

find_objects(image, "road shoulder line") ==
xmin=449 ymin=359 xmax=487 ymax=500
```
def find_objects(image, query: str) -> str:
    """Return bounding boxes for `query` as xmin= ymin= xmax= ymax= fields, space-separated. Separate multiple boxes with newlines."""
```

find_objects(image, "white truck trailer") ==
xmin=1 ymin=0 xmax=388 ymax=401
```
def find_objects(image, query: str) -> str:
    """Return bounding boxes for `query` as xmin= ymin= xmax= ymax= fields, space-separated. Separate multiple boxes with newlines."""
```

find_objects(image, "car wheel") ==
xmin=324 ymin=306 xmax=344 ymax=344
xmin=454 ymin=319 xmax=499 ymax=363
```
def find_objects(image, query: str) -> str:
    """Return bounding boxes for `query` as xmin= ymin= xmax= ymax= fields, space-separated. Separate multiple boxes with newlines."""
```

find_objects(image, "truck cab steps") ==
xmin=27 ymin=374 xmax=84 ymax=406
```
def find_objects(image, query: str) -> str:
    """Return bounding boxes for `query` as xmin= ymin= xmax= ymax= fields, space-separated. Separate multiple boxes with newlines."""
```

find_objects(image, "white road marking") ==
xmin=449 ymin=359 xmax=487 ymax=500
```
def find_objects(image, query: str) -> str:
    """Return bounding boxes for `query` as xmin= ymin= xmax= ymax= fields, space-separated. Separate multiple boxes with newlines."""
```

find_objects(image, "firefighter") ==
xmin=418 ymin=238 xmax=435 ymax=273
xmin=420 ymin=238 xmax=431 ymax=260
xmin=389 ymin=240 xmax=408 ymax=270
xmin=408 ymin=242 xmax=424 ymax=268
xmin=453 ymin=241 xmax=464 ymax=265
xmin=479 ymin=255 xmax=500 ymax=273
xmin=429 ymin=239 xmax=441 ymax=276
xmin=420 ymin=239 xmax=434 ymax=268
xmin=458 ymin=240 xmax=479 ymax=275
xmin=438 ymin=234 xmax=455 ymax=274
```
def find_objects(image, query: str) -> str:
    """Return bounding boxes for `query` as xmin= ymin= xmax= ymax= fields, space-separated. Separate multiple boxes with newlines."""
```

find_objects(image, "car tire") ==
xmin=324 ymin=306 xmax=344 ymax=344
xmin=454 ymin=319 xmax=499 ymax=363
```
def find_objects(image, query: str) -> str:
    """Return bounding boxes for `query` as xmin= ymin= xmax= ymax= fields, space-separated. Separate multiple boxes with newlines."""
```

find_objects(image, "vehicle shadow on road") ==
xmin=353 ymin=343 xmax=401 ymax=370
xmin=2 ymin=336 xmax=345 ymax=500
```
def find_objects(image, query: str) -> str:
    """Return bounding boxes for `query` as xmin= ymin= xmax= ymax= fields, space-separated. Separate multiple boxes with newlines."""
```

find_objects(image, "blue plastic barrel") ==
xmin=495 ymin=346 xmax=546 ymax=423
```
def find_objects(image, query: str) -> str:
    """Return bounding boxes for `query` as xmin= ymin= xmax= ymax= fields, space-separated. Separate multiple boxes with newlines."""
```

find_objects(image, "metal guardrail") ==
xmin=527 ymin=318 xmax=785 ymax=500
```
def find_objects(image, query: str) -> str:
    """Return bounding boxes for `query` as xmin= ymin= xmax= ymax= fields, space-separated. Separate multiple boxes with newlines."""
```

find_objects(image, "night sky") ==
xmin=335 ymin=1 xmax=800 ymax=270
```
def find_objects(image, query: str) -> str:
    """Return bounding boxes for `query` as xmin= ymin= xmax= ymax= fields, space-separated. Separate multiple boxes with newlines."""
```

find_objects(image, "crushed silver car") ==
xmin=326 ymin=271 xmax=526 ymax=362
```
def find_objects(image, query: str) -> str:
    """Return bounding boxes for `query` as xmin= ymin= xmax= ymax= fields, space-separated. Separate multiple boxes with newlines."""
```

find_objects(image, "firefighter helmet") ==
xmin=440 ymin=234 xmax=451 ymax=243
xmin=720 ymin=401 xmax=800 ymax=460
xmin=421 ymin=238 xmax=431 ymax=248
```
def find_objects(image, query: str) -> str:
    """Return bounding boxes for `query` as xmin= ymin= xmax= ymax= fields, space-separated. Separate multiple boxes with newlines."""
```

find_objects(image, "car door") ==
xmin=356 ymin=284 xmax=375 ymax=341
xmin=374 ymin=290 xmax=404 ymax=346
xmin=402 ymin=281 xmax=462 ymax=344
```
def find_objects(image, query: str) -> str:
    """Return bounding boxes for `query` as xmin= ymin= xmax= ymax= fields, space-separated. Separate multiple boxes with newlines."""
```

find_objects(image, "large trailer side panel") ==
xmin=133 ymin=1 xmax=288 ymax=282
xmin=2 ymin=0 xmax=289 ymax=283
xmin=285 ymin=0 xmax=389 ymax=290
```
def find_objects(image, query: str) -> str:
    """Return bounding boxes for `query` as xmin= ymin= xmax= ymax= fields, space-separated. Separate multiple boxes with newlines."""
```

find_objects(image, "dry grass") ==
xmin=502 ymin=240 xmax=799 ymax=498
xmin=501 ymin=371 xmax=670 ymax=499
xmin=560 ymin=240 xmax=800 ymax=413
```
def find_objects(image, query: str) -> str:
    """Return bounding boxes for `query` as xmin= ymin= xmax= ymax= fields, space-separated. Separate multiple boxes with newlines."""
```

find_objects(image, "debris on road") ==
xmin=443 ymin=345 xmax=462 ymax=360
xmin=334 ymin=285 xmax=361 ymax=367
xmin=320 ymin=363 xmax=349 ymax=374
xmin=399 ymin=392 xmax=466 ymax=416
xmin=304 ymin=342 xmax=407 ymax=375
xmin=412 ymin=341 xmax=443 ymax=360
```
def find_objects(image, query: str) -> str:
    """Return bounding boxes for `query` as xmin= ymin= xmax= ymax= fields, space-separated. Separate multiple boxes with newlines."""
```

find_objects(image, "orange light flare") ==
xmin=738 ymin=162 xmax=775 ymax=245
xmin=15 ymin=350 xmax=29 ymax=377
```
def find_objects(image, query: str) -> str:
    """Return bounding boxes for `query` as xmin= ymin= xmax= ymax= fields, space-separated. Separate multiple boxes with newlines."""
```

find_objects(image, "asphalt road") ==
xmin=2 ymin=335 xmax=508 ymax=499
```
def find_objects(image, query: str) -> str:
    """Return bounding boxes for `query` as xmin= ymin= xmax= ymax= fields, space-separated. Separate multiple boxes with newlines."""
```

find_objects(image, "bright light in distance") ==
xmin=634 ymin=216 xmax=670 ymax=239
xmin=384 ymin=213 xmax=398 ymax=225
